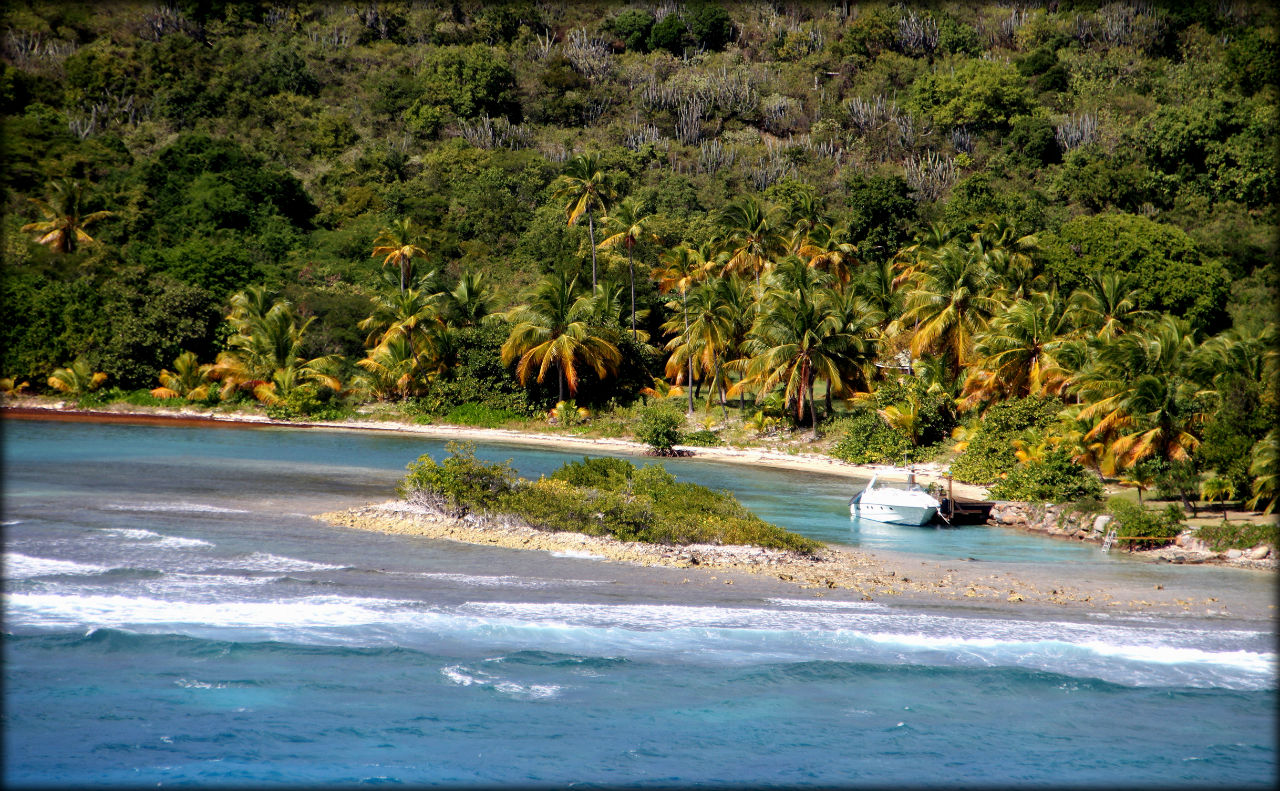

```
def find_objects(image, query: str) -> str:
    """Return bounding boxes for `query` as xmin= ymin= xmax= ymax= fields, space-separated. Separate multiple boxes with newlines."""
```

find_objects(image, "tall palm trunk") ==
xmin=588 ymin=211 xmax=597 ymax=289
xmin=684 ymin=289 xmax=694 ymax=415
xmin=807 ymin=370 xmax=820 ymax=441
xmin=628 ymin=245 xmax=637 ymax=340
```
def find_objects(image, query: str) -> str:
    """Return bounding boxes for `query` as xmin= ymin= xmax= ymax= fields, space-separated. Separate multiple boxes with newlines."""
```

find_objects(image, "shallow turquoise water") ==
xmin=4 ymin=418 xmax=1276 ymax=787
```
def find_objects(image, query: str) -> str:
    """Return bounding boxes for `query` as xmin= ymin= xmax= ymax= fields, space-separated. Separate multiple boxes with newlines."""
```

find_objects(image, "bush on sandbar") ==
xmin=400 ymin=446 xmax=822 ymax=554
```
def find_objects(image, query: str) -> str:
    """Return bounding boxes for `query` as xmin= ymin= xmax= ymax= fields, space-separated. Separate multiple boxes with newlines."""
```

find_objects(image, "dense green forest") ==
xmin=2 ymin=0 xmax=1276 ymax=511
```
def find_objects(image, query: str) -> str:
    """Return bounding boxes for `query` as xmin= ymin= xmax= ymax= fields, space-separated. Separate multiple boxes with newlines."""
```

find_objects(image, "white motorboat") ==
xmin=849 ymin=473 xmax=941 ymax=526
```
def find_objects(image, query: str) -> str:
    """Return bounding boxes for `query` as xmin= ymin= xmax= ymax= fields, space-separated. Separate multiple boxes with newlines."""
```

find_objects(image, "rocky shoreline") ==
xmin=987 ymin=501 xmax=1277 ymax=570
xmin=317 ymin=501 xmax=1267 ymax=615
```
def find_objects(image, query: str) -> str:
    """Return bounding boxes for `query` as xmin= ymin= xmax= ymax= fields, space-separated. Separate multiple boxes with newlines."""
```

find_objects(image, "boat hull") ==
xmin=850 ymin=501 xmax=938 ymax=526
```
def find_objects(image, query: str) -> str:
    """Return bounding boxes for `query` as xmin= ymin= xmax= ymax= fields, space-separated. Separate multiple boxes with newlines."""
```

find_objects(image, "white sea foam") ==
xmin=101 ymin=528 xmax=214 ymax=549
xmin=206 ymin=553 xmax=344 ymax=573
xmin=766 ymin=598 xmax=890 ymax=612
xmin=5 ymin=591 xmax=423 ymax=632
xmin=440 ymin=664 xmax=561 ymax=699
xmin=417 ymin=572 xmax=603 ymax=588
xmin=103 ymin=502 xmax=250 ymax=515
xmin=5 ymin=591 xmax=1272 ymax=690
xmin=2 ymin=519 xmax=23 ymax=526
xmin=174 ymin=678 xmax=229 ymax=689
xmin=4 ymin=552 xmax=110 ymax=579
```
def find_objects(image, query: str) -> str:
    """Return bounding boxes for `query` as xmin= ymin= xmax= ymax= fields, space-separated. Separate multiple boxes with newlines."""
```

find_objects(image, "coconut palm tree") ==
xmin=1201 ymin=476 xmax=1235 ymax=521
xmin=356 ymin=333 xmax=432 ymax=400
xmin=150 ymin=351 xmax=215 ymax=400
xmin=740 ymin=285 xmax=854 ymax=440
xmin=1066 ymin=271 xmax=1154 ymax=340
xmin=1070 ymin=315 xmax=1208 ymax=472
xmin=899 ymin=239 xmax=1006 ymax=377
xmin=972 ymin=217 xmax=1039 ymax=298
xmin=47 ymin=356 xmax=107 ymax=396
xmin=654 ymin=244 xmax=716 ymax=413
xmin=211 ymin=294 xmax=340 ymax=402
xmin=372 ymin=218 xmax=429 ymax=293
xmin=662 ymin=280 xmax=736 ymax=418
xmin=1247 ymin=429 xmax=1278 ymax=514
xmin=1 ymin=378 xmax=30 ymax=398
xmin=440 ymin=270 xmax=496 ymax=328
xmin=500 ymin=272 xmax=622 ymax=403
xmin=21 ymin=179 xmax=114 ymax=254
xmin=716 ymin=195 xmax=786 ymax=286
xmin=598 ymin=196 xmax=657 ymax=340
xmin=960 ymin=290 xmax=1075 ymax=410
xmin=552 ymin=153 xmax=613 ymax=288
xmin=796 ymin=220 xmax=859 ymax=285
xmin=359 ymin=288 xmax=441 ymax=347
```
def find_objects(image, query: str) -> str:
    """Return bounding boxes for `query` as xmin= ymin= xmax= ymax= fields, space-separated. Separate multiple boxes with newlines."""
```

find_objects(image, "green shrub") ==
xmin=951 ymin=397 xmax=1062 ymax=484
xmin=636 ymin=402 xmax=684 ymax=454
xmin=76 ymin=387 xmax=167 ymax=409
xmin=829 ymin=410 xmax=913 ymax=465
xmin=398 ymin=448 xmax=821 ymax=554
xmin=1107 ymin=498 xmax=1183 ymax=551
xmin=681 ymin=429 xmax=723 ymax=447
xmin=550 ymin=456 xmax=635 ymax=489
xmin=988 ymin=449 xmax=1104 ymax=503
xmin=1195 ymin=520 xmax=1280 ymax=553
xmin=397 ymin=441 xmax=516 ymax=517
xmin=263 ymin=389 xmax=351 ymax=421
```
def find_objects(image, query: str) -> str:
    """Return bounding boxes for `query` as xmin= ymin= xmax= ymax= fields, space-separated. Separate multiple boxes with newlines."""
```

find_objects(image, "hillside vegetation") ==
xmin=2 ymin=1 xmax=1276 ymax=510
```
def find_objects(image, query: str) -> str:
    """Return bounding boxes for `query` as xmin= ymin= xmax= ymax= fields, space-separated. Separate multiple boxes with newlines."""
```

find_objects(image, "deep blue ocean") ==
xmin=3 ymin=417 xmax=1276 ymax=787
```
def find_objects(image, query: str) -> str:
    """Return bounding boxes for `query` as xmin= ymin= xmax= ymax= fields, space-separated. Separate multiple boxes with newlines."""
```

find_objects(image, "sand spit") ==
xmin=318 ymin=501 xmax=1270 ymax=618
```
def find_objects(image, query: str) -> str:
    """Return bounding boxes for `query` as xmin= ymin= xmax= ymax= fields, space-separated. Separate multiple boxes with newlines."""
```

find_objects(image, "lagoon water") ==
xmin=3 ymin=418 xmax=1276 ymax=787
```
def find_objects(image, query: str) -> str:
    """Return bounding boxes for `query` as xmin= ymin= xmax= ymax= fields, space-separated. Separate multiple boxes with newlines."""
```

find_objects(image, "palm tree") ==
xmin=21 ymin=179 xmax=114 ymax=254
xmin=662 ymin=280 xmax=736 ymax=418
xmin=654 ymin=244 xmax=716 ymax=413
xmin=372 ymin=218 xmax=428 ymax=293
xmin=47 ymin=356 xmax=107 ymax=396
xmin=892 ymin=221 xmax=962 ymax=289
xmin=972 ymin=218 xmax=1039 ymax=299
xmin=501 ymin=272 xmax=622 ymax=402
xmin=1247 ymin=429 xmax=1278 ymax=514
xmin=150 ymin=351 xmax=215 ymax=400
xmin=716 ymin=195 xmax=786 ymax=286
xmin=552 ymin=153 xmax=613 ymax=288
xmin=1 ymin=378 xmax=30 ymax=398
xmin=1201 ymin=476 xmax=1235 ymax=521
xmin=598 ymin=196 xmax=657 ymax=340
xmin=211 ymin=293 xmax=340 ymax=402
xmin=359 ymin=288 xmax=443 ymax=349
xmin=356 ymin=333 xmax=432 ymax=400
xmin=1070 ymin=315 xmax=1208 ymax=472
xmin=741 ymin=285 xmax=854 ymax=440
xmin=960 ymin=290 xmax=1074 ymax=410
xmin=440 ymin=270 xmax=496 ymax=327
xmin=1066 ymin=271 xmax=1154 ymax=340
xmin=796 ymin=220 xmax=859 ymax=285
xmin=899 ymin=239 xmax=1006 ymax=377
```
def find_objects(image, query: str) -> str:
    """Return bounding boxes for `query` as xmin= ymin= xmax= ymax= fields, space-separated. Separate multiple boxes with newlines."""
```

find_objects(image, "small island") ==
xmin=319 ymin=442 xmax=1261 ymax=614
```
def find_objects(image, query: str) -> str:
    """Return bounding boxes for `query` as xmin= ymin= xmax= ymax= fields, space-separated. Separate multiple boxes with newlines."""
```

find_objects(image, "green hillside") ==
xmin=2 ymin=1 xmax=1276 ymax=509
